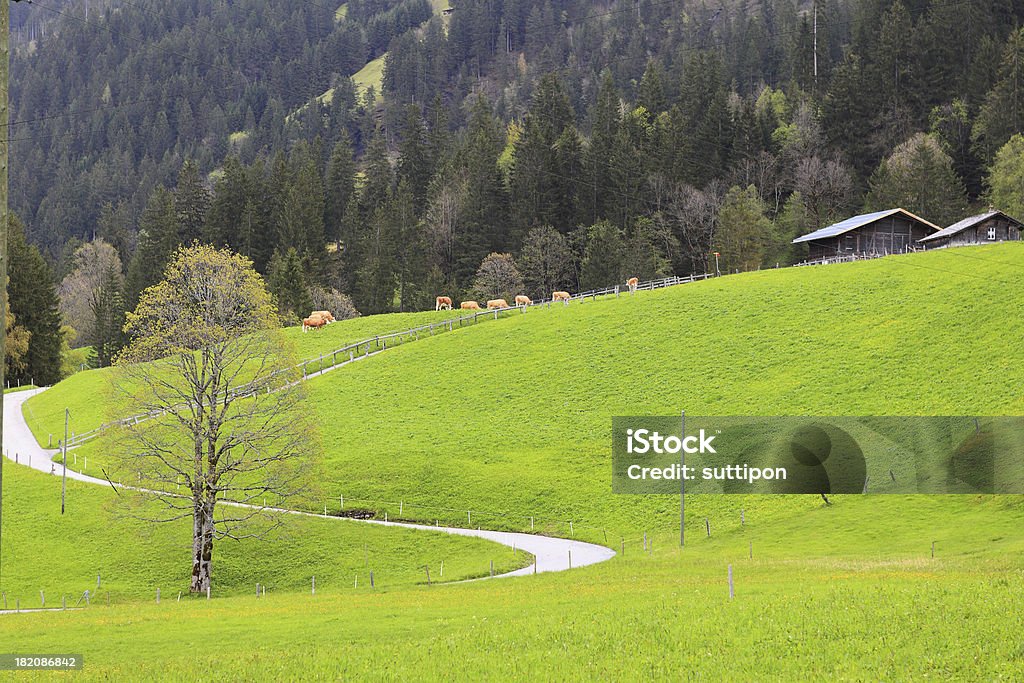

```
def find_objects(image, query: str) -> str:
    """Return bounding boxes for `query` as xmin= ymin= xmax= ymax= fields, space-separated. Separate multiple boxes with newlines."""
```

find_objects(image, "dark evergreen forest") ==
xmin=8 ymin=0 xmax=1024 ymax=379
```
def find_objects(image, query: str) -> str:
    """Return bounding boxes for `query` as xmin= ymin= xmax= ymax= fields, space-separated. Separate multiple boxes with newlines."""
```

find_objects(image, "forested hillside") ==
xmin=9 ymin=0 xmax=1024 ymax=375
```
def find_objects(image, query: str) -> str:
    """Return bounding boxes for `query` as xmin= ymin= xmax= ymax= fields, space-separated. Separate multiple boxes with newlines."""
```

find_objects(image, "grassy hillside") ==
xmin=0 ymin=461 xmax=528 ymax=604
xmin=22 ymin=309 xmax=465 ymax=445
xmin=0 ymin=494 xmax=1021 ymax=680
xmin=36 ymin=244 xmax=1024 ymax=541
xmin=290 ymin=244 xmax=1024 ymax=536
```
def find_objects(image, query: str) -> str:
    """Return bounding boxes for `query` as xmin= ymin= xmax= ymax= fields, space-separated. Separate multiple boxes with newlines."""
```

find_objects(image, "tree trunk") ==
xmin=190 ymin=497 xmax=215 ymax=593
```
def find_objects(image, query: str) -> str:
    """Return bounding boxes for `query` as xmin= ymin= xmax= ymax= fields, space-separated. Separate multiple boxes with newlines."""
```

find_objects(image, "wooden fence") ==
xmin=61 ymin=272 xmax=711 ymax=449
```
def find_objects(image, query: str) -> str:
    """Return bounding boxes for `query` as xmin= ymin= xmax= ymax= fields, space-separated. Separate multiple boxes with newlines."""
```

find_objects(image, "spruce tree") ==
xmin=175 ymin=160 xmax=212 ymax=245
xmin=324 ymin=131 xmax=357 ymax=244
xmin=7 ymin=215 xmax=64 ymax=386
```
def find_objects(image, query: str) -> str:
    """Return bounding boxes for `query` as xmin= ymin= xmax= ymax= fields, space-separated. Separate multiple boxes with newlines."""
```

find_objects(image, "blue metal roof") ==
xmin=792 ymin=208 xmax=941 ymax=244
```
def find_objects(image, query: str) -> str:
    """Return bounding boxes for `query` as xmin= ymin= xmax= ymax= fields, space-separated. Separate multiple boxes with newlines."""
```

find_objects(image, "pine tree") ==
xmin=175 ymin=160 xmax=212 ymax=245
xmin=205 ymin=156 xmax=251 ymax=249
xmin=518 ymin=225 xmax=572 ymax=299
xmin=324 ymin=131 xmax=357 ymax=244
xmin=398 ymin=104 xmax=434 ymax=211
xmin=267 ymin=248 xmax=312 ymax=321
xmin=7 ymin=215 xmax=64 ymax=386
xmin=457 ymin=95 xmax=508 ymax=284
xmin=586 ymin=71 xmax=621 ymax=223
xmin=580 ymin=220 xmax=626 ymax=290
xmin=126 ymin=186 xmax=179 ymax=308
xmin=278 ymin=142 xmax=326 ymax=264
xmin=973 ymin=28 xmax=1024 ymax=162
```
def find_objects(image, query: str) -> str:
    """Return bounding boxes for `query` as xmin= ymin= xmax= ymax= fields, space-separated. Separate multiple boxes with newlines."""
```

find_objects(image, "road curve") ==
xmin=3 ymin=388 xmax=615 ymax=579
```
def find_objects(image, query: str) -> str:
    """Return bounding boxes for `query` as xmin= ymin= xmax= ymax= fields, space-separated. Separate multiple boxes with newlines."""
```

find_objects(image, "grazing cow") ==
xmin=486 ymin=298 xmax=509 ymax=309
xmin=515 ymin=295 xmax=532 ymax=308
xmin=626 ymin=277 xmax=639 ymax=294
xmin=302 ymin=316 xmax=327 ymax=333
xmin=312 ymin=310 xmax=336 ymax=323
xmin=435 ymin=296 xmax=453 ymax=311
xmin=552 ymin=291 xmax=571 ymax=305
xmin=460 ymin=300 xmax=481 ymax=310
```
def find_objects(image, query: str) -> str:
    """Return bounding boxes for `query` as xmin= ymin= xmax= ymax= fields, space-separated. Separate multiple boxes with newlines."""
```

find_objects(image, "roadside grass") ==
xmin=0 ymin=494 xmax=1021 ymax=680
xmin=0 ymin=462 xmax=530 ymax=604
xmin=3 ymin=385 xmax=36 ymax=394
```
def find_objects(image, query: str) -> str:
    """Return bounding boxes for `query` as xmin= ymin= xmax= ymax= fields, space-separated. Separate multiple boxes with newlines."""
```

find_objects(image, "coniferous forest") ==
xmin=8 ymin=0 xmax=1024 ymax=380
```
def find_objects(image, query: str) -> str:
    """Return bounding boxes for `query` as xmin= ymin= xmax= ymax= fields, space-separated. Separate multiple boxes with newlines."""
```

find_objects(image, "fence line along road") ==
xmin=59 ymin=272 xmax=711 ymax=449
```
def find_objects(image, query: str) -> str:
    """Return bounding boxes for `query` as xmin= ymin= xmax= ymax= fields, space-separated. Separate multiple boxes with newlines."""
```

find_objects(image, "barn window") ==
xmin=988 ymin=226 xmax=997 ymax=240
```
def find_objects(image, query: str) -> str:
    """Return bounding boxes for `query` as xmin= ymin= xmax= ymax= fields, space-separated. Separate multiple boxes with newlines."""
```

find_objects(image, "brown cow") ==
xmin=626 ymin=277 xmax=639 ymax=294
xmin=460 ymin=300 xmax=481 ymax=310
xmin=435 ymin=296 xmax=453 ymax=311
xmin=552 ymin=291 xmax=571 ymax=305
xmin=312 ymin=310 xmax=336 ymax=323
xmin=302 ymin=316 xmax=327 ymax=333
xmin=515 ymin=295 xmax=532 ymax=308
xmin=486 ymin=298 xmax=509 ymax=309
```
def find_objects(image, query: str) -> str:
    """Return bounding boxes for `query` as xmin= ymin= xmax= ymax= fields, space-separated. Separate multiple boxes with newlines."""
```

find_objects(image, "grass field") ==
xmin=0 ymin=494 xmax=1021 ymax=680
xmin=0 ymin=462 xmax=529 ymax=606
xmin=3 ymin=385 xmax=36 ymax=394
xmin=25 ymin=245 xmax=1024 ymax=539
xmin=22 ymin=309 xmax=466 ymax=446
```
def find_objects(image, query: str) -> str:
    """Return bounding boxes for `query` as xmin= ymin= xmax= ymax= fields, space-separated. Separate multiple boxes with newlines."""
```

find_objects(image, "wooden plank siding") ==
xmin=806 ymin=215 xmax=934 ymax=261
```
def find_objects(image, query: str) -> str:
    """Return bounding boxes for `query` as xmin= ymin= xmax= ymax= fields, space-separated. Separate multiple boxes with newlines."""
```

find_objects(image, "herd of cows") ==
xmin=435 ymin=277 xmax=641 ymax=312
xmin=301 ymin=277 xmax=642 ymax=332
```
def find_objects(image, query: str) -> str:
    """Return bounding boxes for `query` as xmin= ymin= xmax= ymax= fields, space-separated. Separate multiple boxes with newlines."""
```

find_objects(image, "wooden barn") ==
xmin=793 ymin=208 xmax=942 ymax=261
xmin=918 ymin=209 xmax=1022 ymax=249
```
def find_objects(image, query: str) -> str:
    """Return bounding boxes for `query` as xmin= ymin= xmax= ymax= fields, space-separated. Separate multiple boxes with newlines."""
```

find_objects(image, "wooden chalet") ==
xmin=792 ymin=208 xmax=942 ymax=261
xmin=918 ymin=209 xmax=1022 ymax=249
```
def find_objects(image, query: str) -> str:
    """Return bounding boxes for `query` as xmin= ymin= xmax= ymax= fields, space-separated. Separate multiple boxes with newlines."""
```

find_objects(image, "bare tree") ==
xmin=471 ymin=252 xmax=524 ymax=302
xmin=58 ymin=238 xmax=122 ymax=347
xmin=518 ymin=226 xmax=572 ymax=299
xmin=112 ymin=244 xmax=318 ymax=593
xmin=793 ymin=156 xmax=853 ymax=229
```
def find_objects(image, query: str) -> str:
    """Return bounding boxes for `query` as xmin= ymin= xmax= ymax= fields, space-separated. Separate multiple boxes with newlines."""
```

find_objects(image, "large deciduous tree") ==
xmin=115 ymin=244 xmax=317 ymax=594
xmin=864 ymin=133 xmax=968 ymax=227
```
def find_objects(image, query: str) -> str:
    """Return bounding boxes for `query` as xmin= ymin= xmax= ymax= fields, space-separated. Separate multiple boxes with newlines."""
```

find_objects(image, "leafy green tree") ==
xmin=864 ymin=133 xmax=968 ymax=227
xmin=713 ymin=186 xmax=775 ymax=273
xmin=580 ymin=220 xmax=626 ymax=290
xmin=986 ymin=134 xmax=1024 ymax=221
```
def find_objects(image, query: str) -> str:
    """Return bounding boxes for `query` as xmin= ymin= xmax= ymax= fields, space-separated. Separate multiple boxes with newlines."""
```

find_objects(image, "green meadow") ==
xmin=0 ymin=494 xmax=1021 ymax=680
xmin=0 ymin=463 xmax=529 ymax=604
xmin=7 ymin=244 xmax=1024 ymax=679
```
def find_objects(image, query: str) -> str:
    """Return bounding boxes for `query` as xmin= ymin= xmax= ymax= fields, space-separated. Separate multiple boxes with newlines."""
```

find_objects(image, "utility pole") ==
xmin=813 ymin=0 xmax=819 ymax=89
xmin=61 ymin=409 xmax=69 ymax=514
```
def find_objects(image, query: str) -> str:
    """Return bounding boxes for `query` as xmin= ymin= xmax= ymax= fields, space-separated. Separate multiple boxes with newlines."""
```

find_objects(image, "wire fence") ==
xmin=61 ymin=271 xmax=712 ymax=449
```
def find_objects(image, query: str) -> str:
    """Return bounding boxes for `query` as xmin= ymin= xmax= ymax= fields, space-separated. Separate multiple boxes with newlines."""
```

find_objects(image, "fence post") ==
xmin=312 ymin=576 xmax=316 ymax=595
xmin=156 ymin=588 xmax=160 ymax=604
xmin=728 ymin=565 xmax=734 ymax=599
xmin=370 ymin=571 xmax=374 ymax=588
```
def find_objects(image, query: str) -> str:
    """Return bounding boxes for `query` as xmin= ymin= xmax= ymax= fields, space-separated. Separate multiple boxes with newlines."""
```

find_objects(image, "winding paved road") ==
xmin=2 ymin=388 xmax=615 ymax=580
